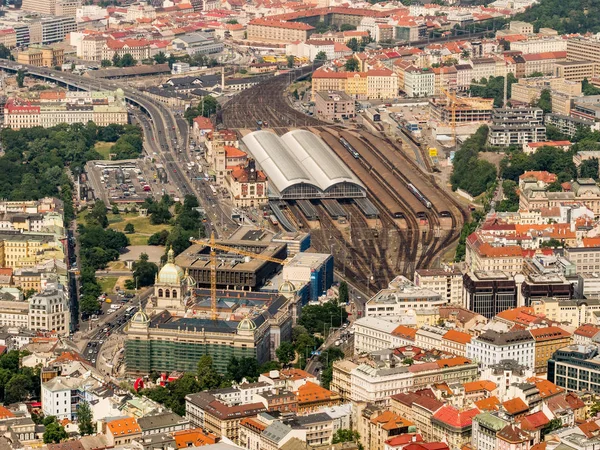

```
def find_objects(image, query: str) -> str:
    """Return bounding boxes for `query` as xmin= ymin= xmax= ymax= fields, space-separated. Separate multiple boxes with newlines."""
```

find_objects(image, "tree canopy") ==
xmin=450 ymin=126 xmax=498 ymax=197
xmin=469 ymin=74 xmax=517 ymax=107
xmin=515 ymin=0 xmax=600 ymax=33
xmin=184 ymin=96 xmax=219 ymax=124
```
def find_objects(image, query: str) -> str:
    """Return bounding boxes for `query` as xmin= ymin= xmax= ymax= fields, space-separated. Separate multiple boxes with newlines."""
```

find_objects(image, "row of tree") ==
xmin=78 ymin=200 xmax=130 ymax=316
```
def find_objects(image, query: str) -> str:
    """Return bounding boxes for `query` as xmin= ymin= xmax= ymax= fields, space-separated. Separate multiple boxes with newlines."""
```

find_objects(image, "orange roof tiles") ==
xmin=107 ymin=418 xmax=141 ymax=436
xmin=239 ymin=417 xmax=267 ymax=433
xmin=463 ymin=380 xmax=497 ymax=394
xmin=224 ymin=146 xmax=246 ymax=158
xmin=526 ymin=377 xmax=564 ymax=399
xmin=502 ymin=397 xmax=529 ymax=416
xmin=518 ymin=171 xmax=557 ymax=183
xmin=249 ymin=18 xmax=314 ymax=30
xmin=578 ymin=420 xmax=600 ymax=438
xmin=474 ymin=396 xmax=500 ymax=411
xmin=0 ymin=405 xmax=15 ymax=420
xmin=442 ymin=329 xmax=472 ymax=345
xmin=392 ymin=325 xmax=417 ymax=339
xmin=296 ymin=381 xmax=338 ymax=404
xmin=193 ymin=116 xmax=214 ymax=130
xmin=496 ymin=307 xmax=534 ymax=323
xmin=526 ymin=141 xmax=571 ymax=148
xmin=574 ymin=324 xmax=600 ymax=338
xmin=583 ymin=238 xmax=600 ymax=247
xmin=436 ymin=357 xmax=472 ymax=368
xmin=263 ymin=368 xmax=314 ymax=380
xmin=370 ymin=410 xmax=414 ymax=431
xmin=173 ymin=428 xmax=218 ymax=448
xmin=529 ymin=326 xmax=571 ymax=342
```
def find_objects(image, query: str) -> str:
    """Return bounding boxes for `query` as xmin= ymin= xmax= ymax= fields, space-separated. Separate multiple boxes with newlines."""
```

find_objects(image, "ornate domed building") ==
xmin=147 ymin=247 xmax=191 ymax=316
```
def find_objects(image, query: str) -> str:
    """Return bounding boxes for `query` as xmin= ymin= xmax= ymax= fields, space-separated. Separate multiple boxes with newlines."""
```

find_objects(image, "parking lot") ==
xmin=86 ymin=160 xmax=162 ymax=205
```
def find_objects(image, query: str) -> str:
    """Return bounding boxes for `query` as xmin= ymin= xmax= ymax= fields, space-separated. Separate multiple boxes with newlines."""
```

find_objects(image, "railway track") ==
xmin=370 ymin=132 xmax=467 ymax=268
xmin=221 ymin=66 xmax=327 ymax=129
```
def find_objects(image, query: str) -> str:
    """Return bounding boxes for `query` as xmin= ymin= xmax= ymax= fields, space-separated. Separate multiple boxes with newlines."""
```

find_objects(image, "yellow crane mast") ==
xmin=190 ymin=233 xmax=287 ymax=320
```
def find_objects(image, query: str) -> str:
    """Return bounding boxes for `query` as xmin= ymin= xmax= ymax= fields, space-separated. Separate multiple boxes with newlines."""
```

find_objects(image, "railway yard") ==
xmin=219 ymin=69 xmax=467 ymax=294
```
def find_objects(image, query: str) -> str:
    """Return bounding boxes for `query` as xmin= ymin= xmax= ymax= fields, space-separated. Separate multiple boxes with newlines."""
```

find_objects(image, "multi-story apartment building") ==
xmin=346 ymin=355 xmax=477 ymax=406
xmin=466 ymin=330 xmax=535 ymax=369
xmin=441 ymin=329 xmax=472 ymax=357
xmin=465 ymin=233 xmax=524 ymax=275
xmin=529 ymin=326 xmax=572 ymax=375
xmin=0 ymin=300 xmax=28 ymax=328
xmin=532 ymin=297 xmax=600 ymax=327
xmin=415 ymin=325 xmax=445 ymax=350
xmin=403 ymin=66 xmax=435 ymax=97
xmin=455 ymin=64 xmax=474 ymax=91
xmin=353 ymin=317 xmax=414 ymax=354
xmin=101 ymin=38 xmax=151 ymax=62
xmin=487 ymin=108 xmax=546 ymax=146
xmin=4 ymin=90 xmax=128 ymax=129
xmin=40 ymin=17 xmax=76 ymax=45
xmin=0 ymin=29 xmax=17 ymax=49
xmin=185 ymin=391 xmax=266 ymax=444
xmin=510 ymin=38 xmax=567 ymax=54
xmin=366 ymin=68 xmax=398 ymax=99
xmin=28 ymin=283 xmax=70 ymax=335
xmin=79 ymin=35 xmax=106 ymax=62
xmin=0 ymin=230 xmax=64 ymax=269
xmin=413 ymin=267 xmax=463 ymax=305
xmin=511 ymin=76 xmax=581 ymax=116
xmin=247 ymin=18 xmax=314 ymax=43
xmin=330 ymin=359 xmax=356 ymax=402
xmin=314 ymin=91 xmax=355 ymax=122
xmin=472 ymin=412 xmax=509 ymax=450
xmin=522 ymin=51 xmax=567 ymax=76
xmin=311 ymin=68 xmax=398 ymax=100
xmin=520 ymin=178 xmax=600 ymax=215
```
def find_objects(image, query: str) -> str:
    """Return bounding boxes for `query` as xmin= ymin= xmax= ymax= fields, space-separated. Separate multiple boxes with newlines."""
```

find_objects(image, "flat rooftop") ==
xmin=175 ymin=240 xmax=287 ymax=272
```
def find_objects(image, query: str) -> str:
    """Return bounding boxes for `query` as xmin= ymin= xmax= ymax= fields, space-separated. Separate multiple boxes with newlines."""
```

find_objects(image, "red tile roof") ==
xmin=431 ymin=405 xmax=479 ymax=429
xmin=574 ymin=324 xmax=600 ymax=338
xmin=519 ymin=411 xmax=550 ymax=431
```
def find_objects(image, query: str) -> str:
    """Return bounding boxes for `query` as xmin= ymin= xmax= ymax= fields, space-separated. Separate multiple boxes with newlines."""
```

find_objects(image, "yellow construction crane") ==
xmin=190 ymin=233 xmax=287 ymax=320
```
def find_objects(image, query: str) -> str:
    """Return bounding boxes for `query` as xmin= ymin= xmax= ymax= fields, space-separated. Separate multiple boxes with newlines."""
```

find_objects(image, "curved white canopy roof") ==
xmin=242 ymin=130 xmax=365 ymax=196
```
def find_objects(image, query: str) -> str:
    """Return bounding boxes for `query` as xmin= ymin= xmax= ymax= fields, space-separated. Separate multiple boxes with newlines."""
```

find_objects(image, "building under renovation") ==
xmin=429 ymin=96 xmax=494 ymax=124
xmin=125 ymin=249 xmax=295 ymax=375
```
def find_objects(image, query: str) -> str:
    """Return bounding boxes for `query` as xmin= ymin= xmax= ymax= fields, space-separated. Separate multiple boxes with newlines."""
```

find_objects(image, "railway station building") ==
xmin=241 ymin=130 xmax=366 ymax=200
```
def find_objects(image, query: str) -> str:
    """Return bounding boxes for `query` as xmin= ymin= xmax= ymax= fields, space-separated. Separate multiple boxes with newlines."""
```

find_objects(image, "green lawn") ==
xmin=109 ymin=215 xmax=171 ymax=245
xmin=97 ymin=276 xmax=118 ymax=293
xmin=95 ymin=141 xmax=114 ymax=160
